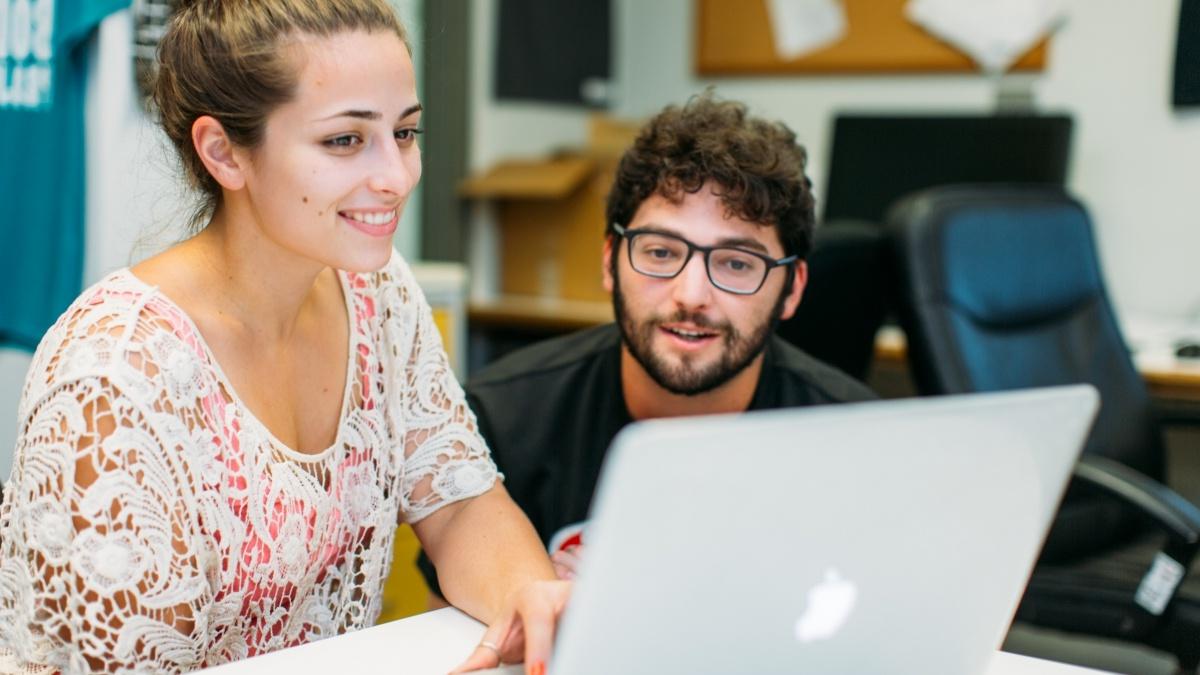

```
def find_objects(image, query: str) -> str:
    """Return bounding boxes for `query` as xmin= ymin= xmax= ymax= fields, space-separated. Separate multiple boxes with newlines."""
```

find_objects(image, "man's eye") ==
xmin=718 ymin=255 xmax=760 ymax=274
xmin=646 ymin=247 xmax=676 ymax=259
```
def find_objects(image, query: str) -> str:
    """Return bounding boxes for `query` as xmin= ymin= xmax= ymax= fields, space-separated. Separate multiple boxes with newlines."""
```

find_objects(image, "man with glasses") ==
xmin=419 ymin=93 xmax=875 ymax=595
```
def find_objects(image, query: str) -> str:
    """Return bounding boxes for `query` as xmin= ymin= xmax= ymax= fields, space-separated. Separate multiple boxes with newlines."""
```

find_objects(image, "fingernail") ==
xmin=529 ymin=660 xmax=545 ymax=675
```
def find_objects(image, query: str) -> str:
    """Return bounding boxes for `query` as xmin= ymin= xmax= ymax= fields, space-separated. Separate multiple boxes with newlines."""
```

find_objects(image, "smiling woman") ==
xmin=0 ymin=1 xmax=565 ymax=673
xmin=183 ymin=27 xmax=423 ymax=273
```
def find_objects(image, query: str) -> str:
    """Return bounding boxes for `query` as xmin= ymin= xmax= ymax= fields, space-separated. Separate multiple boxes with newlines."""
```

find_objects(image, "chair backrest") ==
xmin=888 ymin=185 xmax=1164 ymax=558
xmin=776 ymin=221 xmax=892 ymax=382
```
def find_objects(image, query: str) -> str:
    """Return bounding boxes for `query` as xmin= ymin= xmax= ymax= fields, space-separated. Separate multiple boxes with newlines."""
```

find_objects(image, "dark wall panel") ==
xmin=495 ymin=0 xmax=610 ymax=106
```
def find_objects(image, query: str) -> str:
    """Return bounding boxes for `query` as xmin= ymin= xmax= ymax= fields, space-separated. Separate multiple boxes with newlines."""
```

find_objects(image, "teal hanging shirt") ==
xmin=0 ymin=0 xmax=131 ymax=350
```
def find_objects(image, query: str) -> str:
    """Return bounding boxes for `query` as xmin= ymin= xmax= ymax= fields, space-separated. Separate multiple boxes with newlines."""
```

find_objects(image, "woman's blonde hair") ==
xmin=153 ymin=0 xmax=409 ymax=232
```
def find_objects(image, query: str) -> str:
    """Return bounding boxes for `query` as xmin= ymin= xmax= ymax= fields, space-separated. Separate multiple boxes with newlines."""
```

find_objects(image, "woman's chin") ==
xmin=336 ymin=245 xmax=396 ymax=274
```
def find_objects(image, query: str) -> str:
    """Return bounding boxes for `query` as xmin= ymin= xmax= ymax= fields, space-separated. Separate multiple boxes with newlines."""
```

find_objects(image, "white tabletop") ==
xmin=199 ymin=608 xmax=1112 ymax=675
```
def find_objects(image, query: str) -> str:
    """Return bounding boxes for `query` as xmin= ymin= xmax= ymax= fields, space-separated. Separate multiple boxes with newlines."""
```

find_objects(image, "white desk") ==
xmin=201 ymin=608 xmax=1112 ymax=675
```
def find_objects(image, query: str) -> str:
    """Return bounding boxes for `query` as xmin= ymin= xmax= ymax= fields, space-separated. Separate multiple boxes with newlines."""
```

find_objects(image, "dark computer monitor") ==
xmin=821 ymin=114 xmax=1074 ymax=224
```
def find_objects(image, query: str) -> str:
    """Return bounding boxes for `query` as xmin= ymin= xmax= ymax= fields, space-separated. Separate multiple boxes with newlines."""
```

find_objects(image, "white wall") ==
xmin=470 ymin=0 xmax=1200 ymax=322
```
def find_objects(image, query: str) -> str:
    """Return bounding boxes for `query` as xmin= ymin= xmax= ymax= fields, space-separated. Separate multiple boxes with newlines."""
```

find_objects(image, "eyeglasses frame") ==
xmin=611 ymin=223 xmax=798 ymax=296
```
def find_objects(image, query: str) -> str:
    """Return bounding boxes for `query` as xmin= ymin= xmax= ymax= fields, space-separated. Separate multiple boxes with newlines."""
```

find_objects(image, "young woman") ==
xmin=0 ymin=2 xmax=565 ymax=673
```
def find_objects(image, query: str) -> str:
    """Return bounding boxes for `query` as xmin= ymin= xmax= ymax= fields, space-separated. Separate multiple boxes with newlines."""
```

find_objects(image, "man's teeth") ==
xmin=668 ymin=327 xmax=713 ymax=339
xmin=344 ymin=210 xmax=396 ymax=226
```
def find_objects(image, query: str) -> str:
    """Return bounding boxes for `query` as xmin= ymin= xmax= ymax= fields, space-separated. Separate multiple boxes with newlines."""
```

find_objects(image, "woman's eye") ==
xmin=395 ymin=127 xmax=424 ymax=146
xmin=324 ymin=134 xmax=361 ymax=149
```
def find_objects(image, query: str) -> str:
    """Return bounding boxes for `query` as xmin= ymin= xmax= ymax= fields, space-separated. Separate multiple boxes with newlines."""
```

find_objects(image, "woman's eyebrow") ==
xmin=319 ymin=109 xmax=381 ymax=121
xmin=317 ymin=103 xmax=422 ymax=122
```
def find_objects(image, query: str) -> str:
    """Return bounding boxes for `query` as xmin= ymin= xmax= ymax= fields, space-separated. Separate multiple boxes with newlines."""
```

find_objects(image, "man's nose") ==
xmin=670 ymin=252 xmax=714 ymax=308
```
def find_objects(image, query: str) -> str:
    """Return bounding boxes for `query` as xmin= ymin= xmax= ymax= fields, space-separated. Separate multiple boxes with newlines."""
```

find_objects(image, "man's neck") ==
xmin=620 ymin=346 xmax=765 ymax=420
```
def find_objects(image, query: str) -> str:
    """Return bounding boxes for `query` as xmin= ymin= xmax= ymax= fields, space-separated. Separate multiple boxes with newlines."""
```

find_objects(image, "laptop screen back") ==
xmin=552 ymin=386 xmax=1097 ymax=675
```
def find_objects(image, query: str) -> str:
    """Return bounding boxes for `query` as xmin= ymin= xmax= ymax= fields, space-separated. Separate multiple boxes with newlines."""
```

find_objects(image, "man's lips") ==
xmin=659 ymin=323 xmax=720 ymax=344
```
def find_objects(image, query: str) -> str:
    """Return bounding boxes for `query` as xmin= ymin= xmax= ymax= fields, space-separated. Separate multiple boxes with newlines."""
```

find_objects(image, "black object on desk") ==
xmin=1176 ymin=341 xmax=1200 ymax=360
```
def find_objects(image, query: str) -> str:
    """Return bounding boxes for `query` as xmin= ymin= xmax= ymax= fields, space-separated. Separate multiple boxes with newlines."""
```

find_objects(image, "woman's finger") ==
xmin=448 ymin=643 xmax=502 ymax=674
xmin=499 ymin=619 xmax=525 ymax=664
xmin=550 ymin=549 xmax=581 ymax=580
xmin=449 ymin=614 xmax=514 ymax=673
xmin=551 ymin=560 xmax=575 ymax=581
xmin=518 ymin=582 xmax=571 ymax=675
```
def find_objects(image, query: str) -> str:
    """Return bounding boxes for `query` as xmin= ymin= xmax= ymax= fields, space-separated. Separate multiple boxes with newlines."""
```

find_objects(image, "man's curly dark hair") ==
xmin=606 ymin=92 xmax=816 ymax=260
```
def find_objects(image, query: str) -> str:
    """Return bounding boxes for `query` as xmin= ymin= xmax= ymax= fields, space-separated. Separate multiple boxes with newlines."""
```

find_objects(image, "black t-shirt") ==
xmin=417 ymin=323 xmax=877 ymax=594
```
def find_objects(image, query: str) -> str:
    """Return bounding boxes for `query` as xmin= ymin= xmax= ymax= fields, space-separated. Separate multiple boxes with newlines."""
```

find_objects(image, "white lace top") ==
xmin=0 ymin=251 xmax=497 ymax=674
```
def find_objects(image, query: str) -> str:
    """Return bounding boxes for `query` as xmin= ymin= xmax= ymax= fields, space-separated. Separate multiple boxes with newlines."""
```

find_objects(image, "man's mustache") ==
xmin=655 ymin=310 xmax=728 ymax=331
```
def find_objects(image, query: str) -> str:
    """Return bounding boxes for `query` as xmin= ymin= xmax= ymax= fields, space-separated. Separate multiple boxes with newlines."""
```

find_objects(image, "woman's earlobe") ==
xmin=192 ymin=115 xmax=245 ymax=190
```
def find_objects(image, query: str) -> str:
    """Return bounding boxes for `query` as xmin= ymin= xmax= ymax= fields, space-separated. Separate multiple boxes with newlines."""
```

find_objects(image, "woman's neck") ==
xmin=134 ymin=205 xmax=332 ymax=344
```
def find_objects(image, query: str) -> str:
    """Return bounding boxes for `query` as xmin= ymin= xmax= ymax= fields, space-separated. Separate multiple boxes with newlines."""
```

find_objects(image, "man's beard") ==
xmin=613 ymin=271 xmax=787 ymax=397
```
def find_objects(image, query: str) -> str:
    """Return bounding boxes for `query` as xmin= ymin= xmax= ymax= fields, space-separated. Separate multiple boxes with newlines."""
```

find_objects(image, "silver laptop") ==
xmin=544 ymin=386 xmax=1098 ymax=675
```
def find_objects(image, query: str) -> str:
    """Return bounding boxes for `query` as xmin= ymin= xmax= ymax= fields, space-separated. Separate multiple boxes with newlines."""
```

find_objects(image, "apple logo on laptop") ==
xmin=794 ymin=567 xmax=858 ymax=643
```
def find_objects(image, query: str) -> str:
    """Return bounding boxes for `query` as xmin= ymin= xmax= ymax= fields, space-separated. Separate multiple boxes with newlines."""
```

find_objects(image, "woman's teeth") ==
xmin=343 ymin=210 xmax=396 ymax=226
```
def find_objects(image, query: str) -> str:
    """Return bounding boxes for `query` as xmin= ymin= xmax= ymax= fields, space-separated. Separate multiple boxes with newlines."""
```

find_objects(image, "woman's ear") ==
xmin=192 ymin=115 xmax=246 ymax=191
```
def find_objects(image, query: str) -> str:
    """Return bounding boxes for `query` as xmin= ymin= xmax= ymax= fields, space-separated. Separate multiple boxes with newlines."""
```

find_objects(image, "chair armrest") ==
xmin=1073 ymin=456 xmax=1200 ymax=617
xmin=1073 ymin=455 xmax=1200 ymax=545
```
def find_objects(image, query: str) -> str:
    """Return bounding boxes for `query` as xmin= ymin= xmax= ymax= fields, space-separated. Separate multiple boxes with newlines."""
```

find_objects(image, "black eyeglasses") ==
xmin=612 ymin=224 xmax=797 ymax=295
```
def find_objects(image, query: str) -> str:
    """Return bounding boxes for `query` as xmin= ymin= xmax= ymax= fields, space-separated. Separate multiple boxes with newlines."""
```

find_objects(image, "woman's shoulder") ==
xmin=22 ymin=269 xmax=207 ymax=412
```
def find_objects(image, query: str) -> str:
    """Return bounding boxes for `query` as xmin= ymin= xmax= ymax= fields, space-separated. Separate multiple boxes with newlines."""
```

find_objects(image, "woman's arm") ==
xmin=414 ymin=483 xmax=554 ymax=620
xmin=382 ymin=256 xmax=567 ymax=672
xmin=413 ymin=484 xmax=565 ymax=672
xmin=0 ymin=375 xmax=210 ymax=673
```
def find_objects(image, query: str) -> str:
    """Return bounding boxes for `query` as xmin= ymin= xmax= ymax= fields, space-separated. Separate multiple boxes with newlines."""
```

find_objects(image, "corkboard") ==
xmin=696 ymin=0 xmax=1048 ymax=75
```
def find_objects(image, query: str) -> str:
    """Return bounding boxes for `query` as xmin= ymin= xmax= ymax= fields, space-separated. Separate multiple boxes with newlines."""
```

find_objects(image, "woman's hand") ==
xmin=550 ymin=544 xmax=585 ymax=581
xmin=450 ymin=579 xmax=572 ymax=674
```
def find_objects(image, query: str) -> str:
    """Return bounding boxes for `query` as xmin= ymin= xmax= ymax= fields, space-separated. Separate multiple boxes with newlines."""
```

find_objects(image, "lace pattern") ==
xmin=0 ymin=251 xmax=496 ymax=673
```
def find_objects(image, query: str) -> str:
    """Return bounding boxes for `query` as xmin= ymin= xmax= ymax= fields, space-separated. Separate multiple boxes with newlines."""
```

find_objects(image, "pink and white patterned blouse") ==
xmin=0 ymin=251 xmax=497 ymax=674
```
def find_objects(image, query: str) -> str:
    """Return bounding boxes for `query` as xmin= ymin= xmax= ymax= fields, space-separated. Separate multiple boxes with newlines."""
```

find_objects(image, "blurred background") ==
xmin=4 ymin=1 xmax=1200 ymax=671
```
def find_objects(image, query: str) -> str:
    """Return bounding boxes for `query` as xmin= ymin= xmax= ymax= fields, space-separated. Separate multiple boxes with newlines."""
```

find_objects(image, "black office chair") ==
xmin=776 ymin=221 xmax=892 ymax=382
xmin=888 ymin=185 xmax=1200 ymax=673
